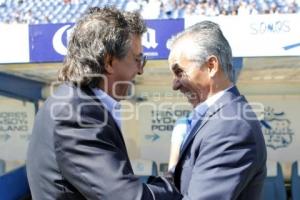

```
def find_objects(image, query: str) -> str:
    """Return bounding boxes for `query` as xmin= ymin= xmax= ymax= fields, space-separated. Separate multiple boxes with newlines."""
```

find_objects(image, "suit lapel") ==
xmin=81 ymin=85 xmax=136 ymax=172
xmin=80 ymin=85 xmax=126 ymax=146
xmin=179 ymin=110 xmax=212 ymax=158
xmin=178 ymin=86 xmax=241 ymax=161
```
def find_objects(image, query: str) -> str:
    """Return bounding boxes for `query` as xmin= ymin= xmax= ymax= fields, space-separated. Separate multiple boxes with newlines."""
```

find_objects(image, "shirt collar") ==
xmin=91 ymin=88 xmax=121 ymax=128
xmin=206 ymin=85 xmax=234 ymax=107
xmin=193 ymin=85 xmax=234 ymax=118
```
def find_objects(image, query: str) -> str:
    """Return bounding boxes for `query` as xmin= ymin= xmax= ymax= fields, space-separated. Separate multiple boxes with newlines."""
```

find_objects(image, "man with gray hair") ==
xmin=26 ymin=7 xmax=181 ymax=200
xmin=167 ymin=21 xmax=267 ymax=199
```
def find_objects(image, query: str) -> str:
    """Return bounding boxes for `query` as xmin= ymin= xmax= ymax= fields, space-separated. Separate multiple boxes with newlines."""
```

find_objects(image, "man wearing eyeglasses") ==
xmin=26 ymin=7 xmax=182 ymax=200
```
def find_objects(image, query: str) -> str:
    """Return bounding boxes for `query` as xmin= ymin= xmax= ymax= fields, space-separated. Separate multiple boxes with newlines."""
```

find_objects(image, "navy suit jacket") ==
xmin=26 ymin=83 xmax=181 ymax=200
xmin=174 ymin=86 xmax=267 ymax=200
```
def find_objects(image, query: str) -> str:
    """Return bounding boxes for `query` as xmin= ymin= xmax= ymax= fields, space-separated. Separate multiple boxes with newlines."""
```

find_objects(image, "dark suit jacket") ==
xmin=174 ymin=86 xmax=267 ymax=200
xmin=26 ymin=83 xmax=181 ymax=200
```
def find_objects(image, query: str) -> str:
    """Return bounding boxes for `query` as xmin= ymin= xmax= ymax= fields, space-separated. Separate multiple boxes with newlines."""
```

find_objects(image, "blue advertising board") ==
xmin=29 ymin=23 xmax=73 ymax=63
xmin=143 ymin=19 xmax=184 ymax=60
xmin=29 ymin=19 xmax=184 ymax=63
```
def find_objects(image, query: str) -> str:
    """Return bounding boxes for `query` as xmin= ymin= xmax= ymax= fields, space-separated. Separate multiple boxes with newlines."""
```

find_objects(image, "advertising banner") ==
xmin=143 ymin=19 xmax=184 ymax=59
xmin=247 ymin=95 xmax=300 ymax=162
xmin=1 ymin=15 xmax=300 ymax=64
xmin=28 ymin=19 xmax=184 ymax=62
xmin=0 ymin=24 xmax=29 ymax=63
xmin=138 ymin=102 xmax=191 ymax=164
xmin=185 ymin=14 xmax=300 ymax=57
xmin=0 ymin=97 xmax=35 ymax=171
xmin=29 ymin=23 xmax=73 ymax=62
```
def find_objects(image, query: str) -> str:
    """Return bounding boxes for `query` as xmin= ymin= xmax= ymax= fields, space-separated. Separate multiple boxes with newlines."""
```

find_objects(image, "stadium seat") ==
xmin=0 ymin=165 xmax=31 ymax=200
xmin=131 ymin=159 xmax=158 ymax=183
xmin=291 ymin=161 xmax=300 ymax=200
xmin=262 ymin=161 xmax=287 ymax=200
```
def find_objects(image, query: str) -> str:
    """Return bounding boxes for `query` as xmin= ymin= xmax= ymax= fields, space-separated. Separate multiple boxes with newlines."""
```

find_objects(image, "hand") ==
xmin=147 ymin=176 xmax=182 ymax=200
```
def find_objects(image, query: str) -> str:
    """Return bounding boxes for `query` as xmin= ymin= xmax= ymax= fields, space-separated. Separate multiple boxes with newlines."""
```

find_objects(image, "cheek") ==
xmin=180 ymin=78 xmax=198 ymax=91
xmin=125 ymin=64 xmax=138 ymax=77
xmin=115 ymin=60 xmax=137 ymax=80
xmin=118 ymin=69 xmax=135 ymax=81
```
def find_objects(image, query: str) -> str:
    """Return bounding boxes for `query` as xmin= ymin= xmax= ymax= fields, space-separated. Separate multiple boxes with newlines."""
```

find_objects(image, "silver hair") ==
xmin=58 ymin=7 xmax=147 ymax=87
xmin=167 ymin=21 xmax=237 ymax=83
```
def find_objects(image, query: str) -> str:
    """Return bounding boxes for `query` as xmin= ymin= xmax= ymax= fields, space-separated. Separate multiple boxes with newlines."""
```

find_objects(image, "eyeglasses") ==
xmin=133 ymin=53 xmax=147 ymax=68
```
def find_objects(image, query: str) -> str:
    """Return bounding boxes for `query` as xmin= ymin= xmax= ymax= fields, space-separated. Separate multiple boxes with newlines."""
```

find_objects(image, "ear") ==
xmin=206 ymin=55 xmax=219 ymax=78
xmin=104 ymin=54 xmax=114 ymax=74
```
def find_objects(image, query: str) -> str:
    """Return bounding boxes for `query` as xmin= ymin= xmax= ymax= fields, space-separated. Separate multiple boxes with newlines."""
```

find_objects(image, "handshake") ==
xmin=146 ymin=173 xmax=182 ymax=200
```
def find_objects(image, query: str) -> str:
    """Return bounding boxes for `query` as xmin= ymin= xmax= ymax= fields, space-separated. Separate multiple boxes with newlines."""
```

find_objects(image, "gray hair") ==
xmin=58 ymin=7 xmax=147 ymax=87
xmin=168 ymin=21 xmax=236 ymax=83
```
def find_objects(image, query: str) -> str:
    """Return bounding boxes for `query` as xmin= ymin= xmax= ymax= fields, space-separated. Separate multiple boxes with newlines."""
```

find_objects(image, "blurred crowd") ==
xmin=128 ymin=0 xmax=300 ymax=19
xmin=0 ymin=0 xmax=299 ymax=24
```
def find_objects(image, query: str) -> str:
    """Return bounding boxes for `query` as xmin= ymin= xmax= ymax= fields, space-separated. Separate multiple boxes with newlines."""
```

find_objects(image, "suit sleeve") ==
xmin=183 ymin=119 xmax=259 ymax=200
xmin=53 ymin=104 xmax=181 ymax=200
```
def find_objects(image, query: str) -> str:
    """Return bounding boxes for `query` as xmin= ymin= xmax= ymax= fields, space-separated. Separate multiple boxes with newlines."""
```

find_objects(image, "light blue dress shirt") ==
xmin=180 ymin=85 xmax=234 ymax=149
xmin=92 ymin=88 xmax=121 ymax=129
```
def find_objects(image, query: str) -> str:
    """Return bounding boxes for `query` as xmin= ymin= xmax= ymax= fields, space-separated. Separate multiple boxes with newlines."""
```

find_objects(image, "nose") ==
xmin=172 ymin=77 xmax=181 ymax=91
xmin=137 ymin=65 xmax=144 ymax=75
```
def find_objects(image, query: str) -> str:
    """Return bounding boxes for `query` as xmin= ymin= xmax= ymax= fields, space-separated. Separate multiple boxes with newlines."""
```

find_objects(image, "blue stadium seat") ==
xmin=69 ymin=4 xmax=80 ymax=14
xmin=90 ymin=0 xmax=100 ymax=7
xmin=291 ymin=161 xmax=300 ymax=200
xmin=262 ymin=161 xmax=287 ymax=200
xmin=0 ymin=165 xmax=30 ymax=200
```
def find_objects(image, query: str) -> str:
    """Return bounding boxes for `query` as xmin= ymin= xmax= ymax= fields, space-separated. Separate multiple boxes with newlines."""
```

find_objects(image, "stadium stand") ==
xmin=291 ymin=161 xmax=300 ymax=200
xmin=0 ymin=0 xmax=299 ymax=24
xmin=262 ymin=161 xmax=287 ymax=200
